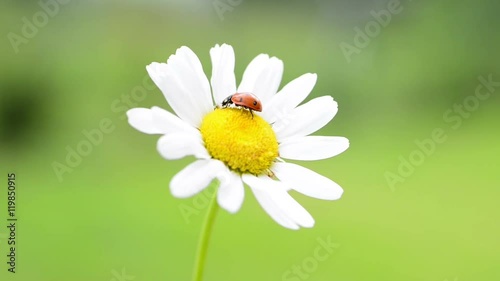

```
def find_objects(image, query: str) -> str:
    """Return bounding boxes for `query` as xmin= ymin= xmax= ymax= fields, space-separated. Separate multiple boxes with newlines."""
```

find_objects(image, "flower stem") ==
xmin=192 ymin=193 xmax=219 ymax=281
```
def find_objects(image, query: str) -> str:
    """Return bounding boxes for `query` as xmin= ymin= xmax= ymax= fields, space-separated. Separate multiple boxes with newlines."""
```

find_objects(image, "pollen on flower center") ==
xmin=200 ymin=108 xmax=279 ymax=175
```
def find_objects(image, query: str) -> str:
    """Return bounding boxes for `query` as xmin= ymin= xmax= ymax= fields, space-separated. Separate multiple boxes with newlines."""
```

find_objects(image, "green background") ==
xmin=1 ymin=0 xmax=499 ymax=280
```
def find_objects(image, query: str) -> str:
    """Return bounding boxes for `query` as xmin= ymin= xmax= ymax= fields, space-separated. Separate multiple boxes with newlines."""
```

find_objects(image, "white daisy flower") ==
xmin=127 ymin=44 xmax=349 ymax=230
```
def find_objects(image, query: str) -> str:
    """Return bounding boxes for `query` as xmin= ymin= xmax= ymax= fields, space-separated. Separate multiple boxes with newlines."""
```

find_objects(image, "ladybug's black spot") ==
xmin=238 ymin=97 xmax=243 ymax=102
xmin=253 ymin=101 xmax=257 ymax=105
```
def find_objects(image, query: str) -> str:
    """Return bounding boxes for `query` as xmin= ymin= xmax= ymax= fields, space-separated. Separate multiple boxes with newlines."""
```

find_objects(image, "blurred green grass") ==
xmin=1 ymin=1 xmax=500 ymax=280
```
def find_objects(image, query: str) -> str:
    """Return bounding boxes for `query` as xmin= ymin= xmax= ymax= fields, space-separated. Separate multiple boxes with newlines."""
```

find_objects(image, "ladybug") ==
xmin=221 ymin=93 xmax=262 ymax=116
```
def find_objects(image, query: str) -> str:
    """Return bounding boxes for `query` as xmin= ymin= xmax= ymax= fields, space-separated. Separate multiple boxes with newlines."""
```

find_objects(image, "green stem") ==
xmin=192 ymin=193 xmax=219 ymax=281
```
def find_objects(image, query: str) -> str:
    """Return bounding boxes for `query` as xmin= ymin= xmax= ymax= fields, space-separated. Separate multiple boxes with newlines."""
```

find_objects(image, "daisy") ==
xmin=127 ymin=44 xmax=349 ymax=230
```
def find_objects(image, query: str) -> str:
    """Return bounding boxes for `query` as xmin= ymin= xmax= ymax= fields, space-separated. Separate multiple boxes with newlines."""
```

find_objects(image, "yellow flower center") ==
xmin=200 ymin=108 xmax=279 ymax=175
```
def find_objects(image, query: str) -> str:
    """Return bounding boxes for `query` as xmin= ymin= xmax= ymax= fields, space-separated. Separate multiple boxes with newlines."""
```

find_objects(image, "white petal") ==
xmin=272 ymin=162 xmax=343 ymax=200
xmin=270 ymin=188 xmax=315 ymax=228
xmin=243 ymin=174 xmax=314 ymax=229
xmin=238 ymin=54 xmax=269 ymax=92
xmin=210 ymin=44 xmax=236 ymax=105
xmin=262 ymin=73 xmax=317 ymax=123
xmin=273 ymin=96 xmax=338 ymax=140
xmin=157 ymin=133 xmax=209 ymax=160
xmin=150 ymin=106 xmax=199 ymax=135
xmin=238 ymin=54 xmax=283 ymax=104
xmin=126 ymin=107 xmax=199 ymax=136
xmin=146 ymin=63 xmax=194 ymax=126
xmin=217 ymin=170 xmax=244 ymax=214
xmin=279 ymin=136 xmax=349 ymax=161
xmin=127 ymin=108 xmax=163 ymax=134
xmin=243 ymin=175 xmax=298 ymax=229
xmin=251 ymin=57 xmax=283 ymax=104
xmin=147 ymin=46 xmax=213 ymax=127
xmin=170 ymin=159 xmax=226 ymax=198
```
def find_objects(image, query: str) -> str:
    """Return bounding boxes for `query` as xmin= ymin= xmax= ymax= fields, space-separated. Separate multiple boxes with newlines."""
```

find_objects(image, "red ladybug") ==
xmin=221 ymin=93 xmax=262 ymax=115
